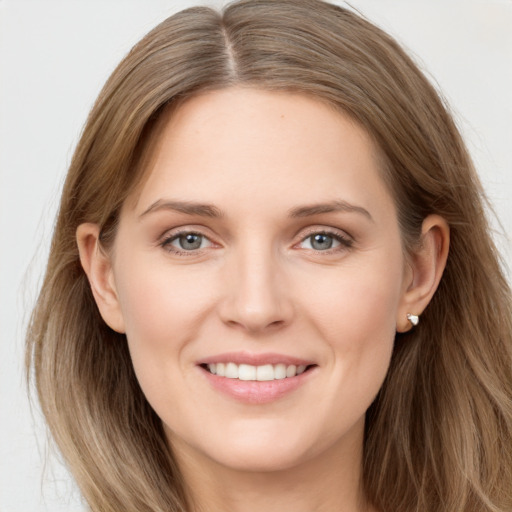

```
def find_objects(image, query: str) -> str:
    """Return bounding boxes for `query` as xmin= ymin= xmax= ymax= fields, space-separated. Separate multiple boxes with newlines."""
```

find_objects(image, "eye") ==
xmin=161 ymin=231 xmax=213 ymax=253
xmin=298 ymin=231 xmax=352 ymax=252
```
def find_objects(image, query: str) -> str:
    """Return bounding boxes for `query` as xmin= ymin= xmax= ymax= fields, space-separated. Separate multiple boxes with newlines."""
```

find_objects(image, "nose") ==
xmin=218 ymin=243 xmax=294 ymax=334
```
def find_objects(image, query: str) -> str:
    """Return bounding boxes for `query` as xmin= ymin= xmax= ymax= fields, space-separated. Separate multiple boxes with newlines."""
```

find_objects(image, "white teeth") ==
xmin=274 ymin=364 xmax=287 ymax=379
xmin=286 ymin=364 xmax=297 ymax=378
xmin=238 ymin=364 xmax=256 ymax=381
xmin=256 ymin=364 xmax=274 ymax=381
xmin=216 ymin=362 xmax=225 ymax=377
xmin=225 ymin=362 xmax=239 ymax=379
xmin=205 ymin=362 xmax=309 ymax=381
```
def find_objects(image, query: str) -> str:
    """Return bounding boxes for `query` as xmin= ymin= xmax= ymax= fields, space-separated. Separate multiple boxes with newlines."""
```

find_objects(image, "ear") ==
xmin=76 ymin=223 xmax=125 ymax=333
xmin=396 ymin=215 xmax=450 ymax=332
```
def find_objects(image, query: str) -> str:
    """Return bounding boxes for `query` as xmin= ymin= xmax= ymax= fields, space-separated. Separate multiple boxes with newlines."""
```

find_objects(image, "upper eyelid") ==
xmin=157 ymin=225 xmax=353 ymax=247
xmin=159 ymin=225 xmax=215 ymax=241
xmin=295 ymin=225 xmax=353 ymax=241
xmin=161 ymin=231 xmax=215 ymax=246
xmin=296 ymin=233 xmax=352 ymax=249
xmin=159 ymin=231 xmax=216 ymax=256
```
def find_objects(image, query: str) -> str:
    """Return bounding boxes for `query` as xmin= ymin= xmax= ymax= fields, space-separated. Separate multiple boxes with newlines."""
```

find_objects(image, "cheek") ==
xmin=299 ymin=252 xmax=403 ymax=397
xmin=114 ymin=268 xmax=223 ymax=424
xmin=306 ymin=259 xmax=402 ymax=341
xmin=112 ymin=255 xmax=216 ymax=383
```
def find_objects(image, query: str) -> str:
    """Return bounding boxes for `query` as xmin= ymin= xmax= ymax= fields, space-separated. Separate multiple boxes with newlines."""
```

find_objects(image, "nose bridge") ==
xmin=220 ymin=235 xmax=292 ymax=332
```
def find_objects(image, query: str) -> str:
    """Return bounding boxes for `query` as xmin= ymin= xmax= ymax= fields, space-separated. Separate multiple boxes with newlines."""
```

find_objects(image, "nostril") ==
xmin=223 ymin=317 xmax=288 ymax=333
xmin=218 ymin=281 xmax=294 ymax=333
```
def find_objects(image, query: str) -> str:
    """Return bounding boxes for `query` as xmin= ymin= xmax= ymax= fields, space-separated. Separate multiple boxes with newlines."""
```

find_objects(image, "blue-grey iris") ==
xmin=311 ymin=234 xmax=333 ymax=250
xmin=179 ymin=233 xmax=203 ymax=250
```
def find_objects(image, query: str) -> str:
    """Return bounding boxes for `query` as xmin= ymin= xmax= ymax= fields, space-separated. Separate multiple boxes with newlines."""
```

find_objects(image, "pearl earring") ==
xmin=407 ymin=313 xmax=419 ymax=326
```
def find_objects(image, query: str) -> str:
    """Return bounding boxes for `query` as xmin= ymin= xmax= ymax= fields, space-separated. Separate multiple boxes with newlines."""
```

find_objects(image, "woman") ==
xmin=26 ymin=1 xmax=512 ymax=511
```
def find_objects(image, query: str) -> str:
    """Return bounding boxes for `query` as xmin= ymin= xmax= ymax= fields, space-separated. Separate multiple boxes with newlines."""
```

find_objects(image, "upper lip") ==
xmin=198 ymin=351 xmax=315 ymax=367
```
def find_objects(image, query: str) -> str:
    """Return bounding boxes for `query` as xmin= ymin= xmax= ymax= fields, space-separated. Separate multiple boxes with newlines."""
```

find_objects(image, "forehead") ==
xmin=128 ymin=87 xmax=395 ymax=219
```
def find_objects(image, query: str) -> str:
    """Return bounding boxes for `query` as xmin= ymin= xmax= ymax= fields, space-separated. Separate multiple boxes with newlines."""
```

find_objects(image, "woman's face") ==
xmin=108 ymin=88 xmax=411 ymax=473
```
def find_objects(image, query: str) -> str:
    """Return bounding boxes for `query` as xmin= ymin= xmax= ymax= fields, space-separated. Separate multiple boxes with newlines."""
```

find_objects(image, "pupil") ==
xmin=180 ymin=234 xmax=202 ymax=250
xmin=312 ymin=234 xmax=332 ymax=250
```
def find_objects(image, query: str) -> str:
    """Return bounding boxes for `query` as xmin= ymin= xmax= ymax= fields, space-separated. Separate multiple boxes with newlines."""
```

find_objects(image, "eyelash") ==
xmin=297 ymin=229 xmax=353 ymax=253
xmin=159 ymin=229 xmax=213 ymax=256
xmin=159 ymin=228 xmax=353 ymax=256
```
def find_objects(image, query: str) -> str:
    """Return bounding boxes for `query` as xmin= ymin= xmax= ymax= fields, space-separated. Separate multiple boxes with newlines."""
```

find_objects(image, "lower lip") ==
xmin=200 ymin=366 xmax=315 ymax=404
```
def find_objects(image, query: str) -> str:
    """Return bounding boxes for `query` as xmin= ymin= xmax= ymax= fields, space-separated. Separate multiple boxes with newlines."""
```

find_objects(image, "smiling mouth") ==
xmin=201 ymin=362 xmax=315 ymax=381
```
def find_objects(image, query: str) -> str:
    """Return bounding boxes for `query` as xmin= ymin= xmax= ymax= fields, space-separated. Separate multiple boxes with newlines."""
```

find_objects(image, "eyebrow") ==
xmin=288 ymin=200 xmax=374 ymax=222
xmin=139 ymin=199 xmax=373 ymax=222
xmin=139 ymin=199 xmax=224 ymax=219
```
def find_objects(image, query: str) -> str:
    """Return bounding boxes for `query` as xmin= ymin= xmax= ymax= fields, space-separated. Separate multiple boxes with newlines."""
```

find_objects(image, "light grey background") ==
xmin=1 ymin=1 xmax=511 ymax=511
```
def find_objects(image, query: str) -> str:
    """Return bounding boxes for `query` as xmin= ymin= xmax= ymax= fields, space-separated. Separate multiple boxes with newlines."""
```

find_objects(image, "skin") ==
xmin=77 ymin=88 xmax=449 ymax=512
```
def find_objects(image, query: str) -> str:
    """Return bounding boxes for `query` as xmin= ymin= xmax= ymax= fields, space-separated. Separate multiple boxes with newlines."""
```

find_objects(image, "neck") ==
xmin=173 ymin=423 xmax=376 ymax=512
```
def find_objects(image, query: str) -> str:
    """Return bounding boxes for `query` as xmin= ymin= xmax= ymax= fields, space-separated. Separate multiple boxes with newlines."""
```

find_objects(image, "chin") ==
xmin=173 ymin=420 xmax=329 ymax=475
xmin=207 ymin=442 xmax=314 ymax=474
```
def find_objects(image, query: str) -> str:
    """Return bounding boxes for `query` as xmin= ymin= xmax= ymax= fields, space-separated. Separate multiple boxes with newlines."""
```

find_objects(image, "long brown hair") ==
xmin=27 ymin=1 xmax=512 ymax=511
